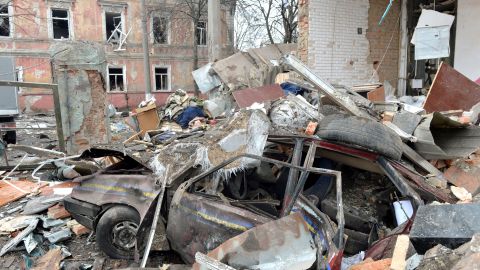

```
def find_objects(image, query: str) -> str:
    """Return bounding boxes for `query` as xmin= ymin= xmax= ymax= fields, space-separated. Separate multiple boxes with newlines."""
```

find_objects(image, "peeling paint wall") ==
xmin=52 ymin=42 xmax=110 ymax=154
xmin=2 ymin=0 xmax=235 ymax=112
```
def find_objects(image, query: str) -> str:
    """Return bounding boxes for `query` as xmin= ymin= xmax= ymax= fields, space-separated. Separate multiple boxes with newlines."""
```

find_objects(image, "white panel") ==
xmin=454 ymin=0 xmax=480 ymax=82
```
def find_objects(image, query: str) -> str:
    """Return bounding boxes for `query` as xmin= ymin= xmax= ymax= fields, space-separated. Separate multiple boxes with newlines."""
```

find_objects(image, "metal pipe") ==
xmin=335 ymin=171 xmax=344 ymax=250
xmin=140 ymin=0 xmax=152 ymax=99
xmin=280 ymin=138 xmax=303 ymax=216
xmin=283 ymin=143 xmax=318 ymax=216
xmin=140 ymin=174 xmax=167 ymax=267
xmin=397 ymin=0 xmax=408 ymax=96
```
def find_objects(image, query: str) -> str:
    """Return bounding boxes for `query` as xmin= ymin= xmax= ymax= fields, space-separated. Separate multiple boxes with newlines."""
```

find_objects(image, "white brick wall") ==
xmin=307 ymin=0 xmax=375 ymax=87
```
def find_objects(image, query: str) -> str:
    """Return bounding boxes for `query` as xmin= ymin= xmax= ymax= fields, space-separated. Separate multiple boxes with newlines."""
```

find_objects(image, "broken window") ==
xmin=153 ymin=16 xmax=168 ymax=44
xmin=51 ymin=9 xmax=70 ymax=39
xmin=105 ymin=12 xmax=122 ymax=42
xmin=196 ymin=21 xmax=207 ymax=46
xmin=0 ymin=5 xmax=10 ymax=37
xmin=154 ymin=67 xmax=169 ymax=91
xmin=108 ymin=67 xmax=125 ymax=91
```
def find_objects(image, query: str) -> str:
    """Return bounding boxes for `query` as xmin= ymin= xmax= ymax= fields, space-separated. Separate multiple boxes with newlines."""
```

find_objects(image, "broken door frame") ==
xmin=0 ymin=80 xmax=65 ymax=152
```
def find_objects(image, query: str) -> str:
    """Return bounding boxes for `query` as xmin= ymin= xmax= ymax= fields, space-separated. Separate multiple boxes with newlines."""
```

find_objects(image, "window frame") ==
xmin=50 ymin=8 xmax=72 ymax=40
xmin=0 ymin=3 xmax=13 ymax=38
xmin=103 ymin=10 xmax=125 ymax=43
xmin=106 ymin=65 xmax=127 ymax=93
xmin=152 ymin=65 xmax=171 ymax=92
xmin=151 ymin=15 xmax=170 ymax=45
xmin=196 ymin=20 xmax=207 ymax=46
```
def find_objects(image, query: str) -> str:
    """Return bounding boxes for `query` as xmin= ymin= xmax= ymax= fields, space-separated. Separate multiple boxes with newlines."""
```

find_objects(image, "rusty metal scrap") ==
xmin=192 ymin=212 xmax=318 ymax=270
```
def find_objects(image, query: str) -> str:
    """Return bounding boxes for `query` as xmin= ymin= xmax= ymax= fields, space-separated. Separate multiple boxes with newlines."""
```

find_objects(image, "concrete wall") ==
xmin=1 ymin=0 xmax=234 ymax=112
xmin=298 ymin=0 xmax=400 ymax=88
xmin=455 ymin=0 xmax=480 ymax=83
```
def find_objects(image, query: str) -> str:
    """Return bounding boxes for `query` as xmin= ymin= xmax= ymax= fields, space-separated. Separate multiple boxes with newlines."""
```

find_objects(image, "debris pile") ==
xmin=1 ymin=49 xmax=480 ymax=270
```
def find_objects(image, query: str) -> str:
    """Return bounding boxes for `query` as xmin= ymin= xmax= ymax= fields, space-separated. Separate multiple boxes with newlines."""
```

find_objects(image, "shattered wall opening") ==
xmin=105 ymin=11 xmax=122 ymax=42
xmin=51 ymin=9 xmax=70 ymax=39
xmin=196 ymin=21 xmax=207 ymax=46
xmin=0 ymin=5 xmax=10 ymax=37
xmin=153 ymin=16 xmax=168 ymax=44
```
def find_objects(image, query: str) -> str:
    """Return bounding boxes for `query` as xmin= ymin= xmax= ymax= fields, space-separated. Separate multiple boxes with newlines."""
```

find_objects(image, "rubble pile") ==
xmin=1 ymin=50 xmax=480 ymax=270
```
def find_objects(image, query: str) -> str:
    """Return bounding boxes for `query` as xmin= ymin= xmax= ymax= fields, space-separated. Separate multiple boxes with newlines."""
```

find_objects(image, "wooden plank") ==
xmin=390 ymin=235 xmax=410 ymax=270
xmin=424 ymin=62 xmax=480 ymax=113
xmin=0 ymin=180 xmax=48 ymax=207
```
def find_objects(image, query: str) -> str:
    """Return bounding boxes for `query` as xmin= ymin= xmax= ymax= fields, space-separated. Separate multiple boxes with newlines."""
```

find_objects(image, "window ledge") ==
xmin=152 ymin=90 xmax=173 ymax=93
xmin=107 ymin=91 xmax=127 ymax=93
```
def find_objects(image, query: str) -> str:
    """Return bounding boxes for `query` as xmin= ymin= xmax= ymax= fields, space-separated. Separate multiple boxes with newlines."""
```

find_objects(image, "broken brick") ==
xmin=304 ymin=121 xmax=318 ymax=136
xmin=444 ymin=161 xmax=480 ymax=195
xmin=47 ymin=204 xmax=71 ymax=219
xmin=382 ymin=111 xmax=395 ymax=122
xmin=71 ymin=224 xmax=90 ymax=236
xmin=350 ymin=258 xmax=392 ymax=270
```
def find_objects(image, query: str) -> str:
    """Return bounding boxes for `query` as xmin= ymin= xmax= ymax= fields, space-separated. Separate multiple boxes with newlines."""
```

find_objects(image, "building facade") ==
xmin=0 ymin=0 xmax=234 ymax=112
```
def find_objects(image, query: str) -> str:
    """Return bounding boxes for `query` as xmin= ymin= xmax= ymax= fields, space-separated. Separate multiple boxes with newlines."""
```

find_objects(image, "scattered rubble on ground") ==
xmin=1 ymin=50 xmax=480 ymax=270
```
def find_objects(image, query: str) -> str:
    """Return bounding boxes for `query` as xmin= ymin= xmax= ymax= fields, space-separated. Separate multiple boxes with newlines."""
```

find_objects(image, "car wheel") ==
xmin=96 ymin=206 xmax=140 ymax=259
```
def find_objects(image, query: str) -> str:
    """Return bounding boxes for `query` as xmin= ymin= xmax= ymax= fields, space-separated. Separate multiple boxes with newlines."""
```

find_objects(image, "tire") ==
xmin=3 ymin=131 xmax=16 ymax=145
xmin=319 ymin=105 xmax=346 ymax=116
xmin=317 ymin=114 xmax=403 ymax=160
xmin=96 ymin=206 xmax=141 ymax=259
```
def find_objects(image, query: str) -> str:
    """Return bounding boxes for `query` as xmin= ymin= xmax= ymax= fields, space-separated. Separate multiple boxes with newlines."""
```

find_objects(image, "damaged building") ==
xmin=0 ymin=0 xmax=235 ymax=112
xmin=298 ymin=0 xmax=479 ymax=96
xmin=1 ymin=0 xmax=480 ymax=270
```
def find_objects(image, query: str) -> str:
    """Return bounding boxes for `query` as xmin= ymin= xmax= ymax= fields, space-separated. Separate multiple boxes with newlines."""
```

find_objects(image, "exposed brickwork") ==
xmin=297 ymin=0 xmax=400 ymax=88
xmin=297 ymin=0 xmax=309 ymax=63
xmin=367 ymin=0 xmax=400 ymax=88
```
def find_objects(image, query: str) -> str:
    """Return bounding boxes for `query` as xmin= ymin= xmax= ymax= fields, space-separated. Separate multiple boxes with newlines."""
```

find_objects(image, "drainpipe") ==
xmin=397 ymin=0 xmax=408 ymax=97
xmin=141 ymin=0 xmax=152 ymax=100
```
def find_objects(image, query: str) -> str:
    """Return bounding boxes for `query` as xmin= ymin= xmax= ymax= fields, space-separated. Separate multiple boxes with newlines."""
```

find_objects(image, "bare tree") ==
xmin=234 ymin=0 xmax=265 ymax=50
xmin=235 ymin=0 xmax=298 ymax=50
xmin=279 ymin=0 xmax=298 ymax=43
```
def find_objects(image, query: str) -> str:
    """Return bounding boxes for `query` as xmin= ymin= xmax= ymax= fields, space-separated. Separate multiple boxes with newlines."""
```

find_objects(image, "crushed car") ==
xmin=63 ymin=130 xmax=450 ymax=269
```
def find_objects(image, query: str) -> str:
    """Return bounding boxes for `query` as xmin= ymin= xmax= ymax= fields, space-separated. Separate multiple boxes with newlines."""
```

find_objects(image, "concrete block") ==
xmin=410 ymin=203 xmax=480 ymax=254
